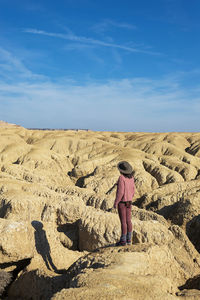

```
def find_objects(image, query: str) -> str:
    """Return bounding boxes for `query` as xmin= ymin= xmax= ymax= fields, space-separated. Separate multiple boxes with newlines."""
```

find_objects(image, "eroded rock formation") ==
xmin=1 ymin=125 xmax=200 ymax=299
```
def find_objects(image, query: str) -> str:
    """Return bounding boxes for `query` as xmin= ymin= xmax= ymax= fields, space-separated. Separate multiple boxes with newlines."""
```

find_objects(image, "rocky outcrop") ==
xmin=133 ymin=180 xmax=200 ymax=254
xmin=0 ymin=218 xmax=34 ymax=264
xmin=51 ymin=240 xmax=200 ymax=300
xmin=1 ymin=128 xmax=200 ymax=299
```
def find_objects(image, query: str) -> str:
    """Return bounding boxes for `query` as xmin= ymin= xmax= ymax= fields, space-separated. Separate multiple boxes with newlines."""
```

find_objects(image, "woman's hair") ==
xmin=121 ymin=172 xmax=134 ymax=178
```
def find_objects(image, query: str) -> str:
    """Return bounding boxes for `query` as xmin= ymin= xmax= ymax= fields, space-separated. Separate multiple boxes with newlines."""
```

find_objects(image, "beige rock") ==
xmin=78 ymin=208 xmax=120 ymax=251
xmin=133 ymin=219 xmax=173 ymax=245
xmin=134 ymin=183 xmax=200 ymax=254
xmin=51 ymin=243 xmax=196 ymax=300
xmin=168 ymin=225 xmax=200 ymax=280
xmin=132 ymin=205 xmax=168 ymax=225
xmin=78 ymin=205 xmax=192 ymax=253
xmin=55 ymin=196 xmax=86 ymax=224
xmin=166 ymin=193 xmax=200 ymax=228
xmin=1 ymin=128 xmax=200 ymax=299
xmin=0 ymin=218 xmax=34 ymax=264
xmin=134 ymin=180 xmax=200 ymax=212
xmin=0 ymin=179 xmax=64 ymax=222
xmin=160 ymin=156 xmax=198 ymax=181
xmin=143 ymin=159 xmax=184 ymax=185
xmin=7 ymin=221 xmax=85 ymax=300
xmin=7 ymin=269 xmax=69 ymax=300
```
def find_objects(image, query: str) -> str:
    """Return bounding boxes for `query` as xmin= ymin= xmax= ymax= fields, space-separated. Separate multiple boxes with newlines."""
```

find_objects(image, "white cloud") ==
xmin=0 ymin=47 xmax=46 ymax=81
xmin=63 ymin=43 xmax=105 ymax=64
xmin=108 ymin=20 xmax=137 ymax=30
xmin=0 ymin=47 xmax=32 ymax=78
xmin=92 ymin=19 xmax=137 ymax=33
xmin=0 ymin=47 xmax=200 ymax=131
xmin=24 ymin=28 xmax=161 ymax=56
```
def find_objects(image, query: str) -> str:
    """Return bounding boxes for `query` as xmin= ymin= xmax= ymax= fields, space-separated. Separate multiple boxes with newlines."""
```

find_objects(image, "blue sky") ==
xmin=0 ymin=0 xmax=200 ymax=131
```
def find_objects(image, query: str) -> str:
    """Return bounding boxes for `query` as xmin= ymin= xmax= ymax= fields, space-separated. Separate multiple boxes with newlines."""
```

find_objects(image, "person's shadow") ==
xmin=31 ymin=221 xmax=66 ymax=274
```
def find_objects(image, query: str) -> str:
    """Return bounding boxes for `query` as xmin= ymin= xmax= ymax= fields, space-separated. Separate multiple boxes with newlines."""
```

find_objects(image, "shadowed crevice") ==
xmin=179 ymin=274 xmax=200 ymax=291
xmin=0 ymin=258 xmax=31 ymax=298
xmin=0 ymin=270 xmax=12 ymax=298
xmin=57 ymin=222 xmax=79 ymax=251
xmin=75 ymin=169 xmax=96 ymax=188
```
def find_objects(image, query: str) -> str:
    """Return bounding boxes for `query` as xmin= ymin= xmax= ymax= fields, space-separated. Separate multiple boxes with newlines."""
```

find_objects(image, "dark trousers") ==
xmin=118 ymin=202 xmax=132 ymax=235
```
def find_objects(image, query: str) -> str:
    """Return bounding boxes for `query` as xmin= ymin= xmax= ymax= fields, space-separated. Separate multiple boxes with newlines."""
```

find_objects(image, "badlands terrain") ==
xmin=1 ymin=121 xmax=200 ymax=299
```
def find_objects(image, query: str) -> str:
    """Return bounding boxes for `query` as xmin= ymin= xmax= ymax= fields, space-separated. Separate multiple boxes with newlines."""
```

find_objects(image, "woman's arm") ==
xmin=114 ymin=176 xmax=125 ymax=208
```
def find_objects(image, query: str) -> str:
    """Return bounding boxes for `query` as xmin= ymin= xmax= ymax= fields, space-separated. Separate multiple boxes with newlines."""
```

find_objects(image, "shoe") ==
xmin=127 ymin=240 xmax=131 ymax=245
xmin=116 ymin=240 xmax=126 ymax=246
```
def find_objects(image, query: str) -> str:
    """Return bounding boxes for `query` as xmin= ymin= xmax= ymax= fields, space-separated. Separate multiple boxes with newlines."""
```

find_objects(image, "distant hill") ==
xmin=0 ymin=121 xmax=22 ymax=128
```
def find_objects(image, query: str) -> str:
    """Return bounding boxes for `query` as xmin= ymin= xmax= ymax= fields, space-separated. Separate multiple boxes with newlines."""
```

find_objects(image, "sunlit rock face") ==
xmin=1 ymin=124 xmax=200 ymax=299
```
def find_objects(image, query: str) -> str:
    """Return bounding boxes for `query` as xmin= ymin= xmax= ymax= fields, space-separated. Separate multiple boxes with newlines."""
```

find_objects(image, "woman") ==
xmin=114 ymin=161 xmax=135 ymax=246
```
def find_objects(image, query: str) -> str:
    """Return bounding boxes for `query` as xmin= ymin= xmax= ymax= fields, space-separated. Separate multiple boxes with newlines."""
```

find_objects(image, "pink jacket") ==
xmin=114 ymin=175 xmax=135 ymax=208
